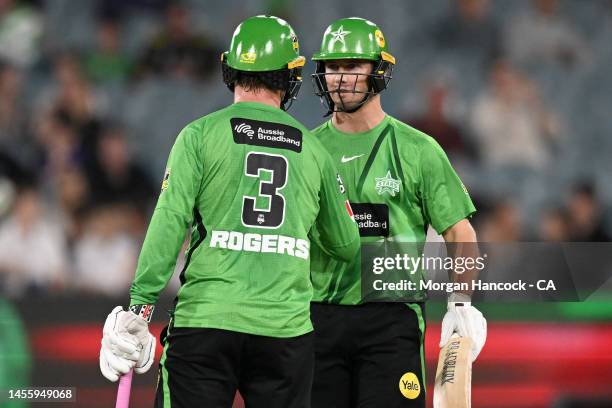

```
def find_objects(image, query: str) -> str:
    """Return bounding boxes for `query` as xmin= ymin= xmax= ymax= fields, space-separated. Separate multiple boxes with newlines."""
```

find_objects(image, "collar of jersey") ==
xmin=233 ymin=101 xmax=284 ymax=112
xmin=328 ymin=114 xmax=390 ymax=138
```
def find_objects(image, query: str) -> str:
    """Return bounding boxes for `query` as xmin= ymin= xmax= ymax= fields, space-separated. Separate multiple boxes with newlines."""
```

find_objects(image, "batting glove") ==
xmin=440 ymin=293 xmax=487 ymax=362
xmin=100 ymin=306 xmax=156 ymax=382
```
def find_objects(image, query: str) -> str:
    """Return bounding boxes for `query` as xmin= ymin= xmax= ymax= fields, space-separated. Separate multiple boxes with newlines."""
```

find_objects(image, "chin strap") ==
xmin=324 ymin=91 xmax=373 ymax=117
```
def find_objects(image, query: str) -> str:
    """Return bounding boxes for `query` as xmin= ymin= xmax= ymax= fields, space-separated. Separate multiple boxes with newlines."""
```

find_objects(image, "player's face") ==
xmin=324 ymin=60 xmax=373 ymax=111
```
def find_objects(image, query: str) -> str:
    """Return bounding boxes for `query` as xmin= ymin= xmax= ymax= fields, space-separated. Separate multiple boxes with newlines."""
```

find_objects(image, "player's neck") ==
xmin=332 ymin=96 xmax=386 ymax=134
xmin=234 ymin=85 xmax=283 ymax=109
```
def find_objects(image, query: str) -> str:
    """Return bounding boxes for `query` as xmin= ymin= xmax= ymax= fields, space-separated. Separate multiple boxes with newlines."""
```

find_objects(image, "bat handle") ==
xmin=115 ymin=369 xmax=134 ymax=408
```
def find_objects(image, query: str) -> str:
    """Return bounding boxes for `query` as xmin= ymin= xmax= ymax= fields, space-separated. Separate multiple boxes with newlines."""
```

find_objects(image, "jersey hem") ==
xmin=172 ymin=319 xmax=314 ymax=338
xmin=311 ymin=296 xmax=428 ymax=305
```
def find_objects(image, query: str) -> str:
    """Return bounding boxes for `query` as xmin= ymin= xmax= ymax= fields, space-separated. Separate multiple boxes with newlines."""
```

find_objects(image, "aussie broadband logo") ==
xmin=209 ymin=230 xmax=309 ymax=260
xmin=351 ymin=203 xmax=389 ymax=237
xmin=234 ymin=123 xmax=255 ymax=138
xmin=231 ymin=118 xmax=302 ymax=152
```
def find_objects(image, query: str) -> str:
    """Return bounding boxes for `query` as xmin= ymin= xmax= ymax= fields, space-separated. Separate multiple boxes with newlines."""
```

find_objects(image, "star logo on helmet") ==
xmin=329 ymin=25 xmax=351 ymax=46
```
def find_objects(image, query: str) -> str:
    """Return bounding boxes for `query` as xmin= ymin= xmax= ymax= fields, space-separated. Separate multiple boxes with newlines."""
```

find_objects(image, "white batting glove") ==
xmin=440 ymin=293 xmax=487 ymax=362
xmin=100 ymin=306 xmax=156 ymax=382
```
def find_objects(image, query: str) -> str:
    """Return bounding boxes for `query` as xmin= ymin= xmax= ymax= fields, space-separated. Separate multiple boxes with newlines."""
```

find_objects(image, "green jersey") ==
xmin=130 ymin=101 xmax=360 ymax=337
xmin=310 ymin=115 xmax=476 ymax=305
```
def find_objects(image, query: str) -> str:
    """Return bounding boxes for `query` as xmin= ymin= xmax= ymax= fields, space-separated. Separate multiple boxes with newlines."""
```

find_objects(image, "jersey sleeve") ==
xmin=129 ymin=122 xmax=204 ymax=306
xmin=312 ymin=152 xmax=360 ymax=262
xmin=419 ymin=138 xmax=476 ymax=235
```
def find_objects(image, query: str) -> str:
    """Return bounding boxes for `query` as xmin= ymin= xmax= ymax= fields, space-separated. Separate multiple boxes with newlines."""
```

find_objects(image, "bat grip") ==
xmin=115 ymin=369 xmax=134 ymax=408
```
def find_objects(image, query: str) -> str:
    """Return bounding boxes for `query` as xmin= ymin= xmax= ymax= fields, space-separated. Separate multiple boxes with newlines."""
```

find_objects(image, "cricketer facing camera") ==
xmin=99 ymin=15 xmax=360 ymax=408
xmin=309 ymin=17 xmax=487 ymax=407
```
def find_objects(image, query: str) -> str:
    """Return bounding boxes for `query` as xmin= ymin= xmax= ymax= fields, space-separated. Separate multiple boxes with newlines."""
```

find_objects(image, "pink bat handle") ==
xmin=115 ymin=369 xmax=134 ymax=408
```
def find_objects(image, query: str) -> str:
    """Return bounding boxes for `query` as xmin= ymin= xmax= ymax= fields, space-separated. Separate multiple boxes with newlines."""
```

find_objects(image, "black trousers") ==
xmin=154 ymin=327 xmax=314 ymax=408
xmin=311 ymin=302 xmax=426 ymax=408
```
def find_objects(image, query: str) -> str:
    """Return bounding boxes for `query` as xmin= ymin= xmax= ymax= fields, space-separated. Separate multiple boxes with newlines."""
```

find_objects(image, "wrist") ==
xmin=129 ymin=304 xmax=155 ymax=323
xmin=448 ymin=292 xmax=471 ymax=307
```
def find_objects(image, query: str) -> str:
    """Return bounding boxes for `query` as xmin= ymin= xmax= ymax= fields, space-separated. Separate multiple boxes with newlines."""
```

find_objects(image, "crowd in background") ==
xmin=0 ymin=0 xmax=610 ymax=298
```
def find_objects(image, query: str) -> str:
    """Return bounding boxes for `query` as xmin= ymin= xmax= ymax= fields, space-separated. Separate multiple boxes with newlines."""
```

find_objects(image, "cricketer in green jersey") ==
xmin=99 ymin=16 xmax=360 ymax=408
xmin=309 ymin=18 xmax=487 ymax=408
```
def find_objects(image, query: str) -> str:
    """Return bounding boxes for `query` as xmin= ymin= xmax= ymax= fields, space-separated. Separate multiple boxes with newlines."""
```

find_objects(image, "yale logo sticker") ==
xmin=161 ymin=168 xmax=170 ymax=192
xmin=399 ymin=372 xmax=421 ymax=399
xmin=291 ymin=33 xmax=299 ymax=52
xmin=240 ymin=52 xmax=257 ymax=64
xmin=374 ymin=29 xmax=385 ymax=48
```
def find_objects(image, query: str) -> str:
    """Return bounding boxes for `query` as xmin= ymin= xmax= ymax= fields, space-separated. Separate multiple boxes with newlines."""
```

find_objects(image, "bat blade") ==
xmin=434 ymin=334 xmax=472 ymax=408
xmin=115 ymin=369 xmax=134 ymax=408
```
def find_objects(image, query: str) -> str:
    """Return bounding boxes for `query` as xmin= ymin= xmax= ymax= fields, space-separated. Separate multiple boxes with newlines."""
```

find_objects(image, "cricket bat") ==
xmin=433 ymin=334 xmax=472 ymax=408
xmin=115 ymin=369 xmax=134 ymax=408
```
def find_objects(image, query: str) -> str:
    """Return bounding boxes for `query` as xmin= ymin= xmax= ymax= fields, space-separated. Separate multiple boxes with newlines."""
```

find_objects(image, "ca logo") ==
xmin=399 ymin=372 xmax=421 ymax=399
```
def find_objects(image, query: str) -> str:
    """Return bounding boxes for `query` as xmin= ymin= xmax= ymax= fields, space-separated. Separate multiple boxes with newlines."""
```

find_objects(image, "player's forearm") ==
xmin=129 ymin=207 xmax=190 ymax=306
xmin=442 ymin=219 xmax=479 ymax=297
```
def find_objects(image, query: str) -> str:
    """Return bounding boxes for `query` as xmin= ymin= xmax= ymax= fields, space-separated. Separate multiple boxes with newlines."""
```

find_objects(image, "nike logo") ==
xmin=341 ymin=154 xmax=364 ymax=163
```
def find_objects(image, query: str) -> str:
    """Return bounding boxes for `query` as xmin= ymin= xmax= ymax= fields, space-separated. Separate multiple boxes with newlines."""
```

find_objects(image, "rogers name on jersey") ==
xmin=210 ymin=230 xmax=310 ymax=259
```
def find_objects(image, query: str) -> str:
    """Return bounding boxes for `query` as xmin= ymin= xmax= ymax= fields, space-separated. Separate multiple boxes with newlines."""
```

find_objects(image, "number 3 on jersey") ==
xmin=242 ymin=152 xmax=288 ymax=229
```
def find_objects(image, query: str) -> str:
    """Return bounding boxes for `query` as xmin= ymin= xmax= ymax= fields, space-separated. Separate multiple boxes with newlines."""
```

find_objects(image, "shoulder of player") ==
xmin=298 ymin=123 xmax=327 ymax=152
xmin=387 ymin=115 xmax=444 ymax=155
xmin=305 ymin=120 xmax=335 ymax=154
xmin=174 ymin=115 xmax=207 ymax=146
xmin=183 ymin=105 xmax=237 ymax=131
xmin=310 ymin=120 xmax=332 ymax=137
xmin=285 ymin=126 xmax=330 ymax=176
xmin=198 ymin=105 xmax=236 ymax=127
xmin=278 ymin=112 xmax=311 ymax=136
xmin=178 ymin=105 xmax=244 ymax=141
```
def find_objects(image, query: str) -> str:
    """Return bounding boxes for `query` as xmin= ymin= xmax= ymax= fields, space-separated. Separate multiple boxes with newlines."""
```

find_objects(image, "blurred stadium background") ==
xmin=0 ymin=0 xmax=611 ymax=407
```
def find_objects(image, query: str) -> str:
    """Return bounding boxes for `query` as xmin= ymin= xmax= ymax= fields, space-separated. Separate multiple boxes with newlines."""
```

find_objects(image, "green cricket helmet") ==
xmin=312 ymin=17 xmax=395 ymax=115
xmin=221 ymin=15 xmax=305 ymax=110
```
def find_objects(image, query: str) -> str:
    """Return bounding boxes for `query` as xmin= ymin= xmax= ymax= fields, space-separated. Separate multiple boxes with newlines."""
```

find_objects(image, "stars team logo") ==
xmin=375 ymin=171 xmax=401 ymax=196
xmin=329 ymin=25 xmax=351 ymax=46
